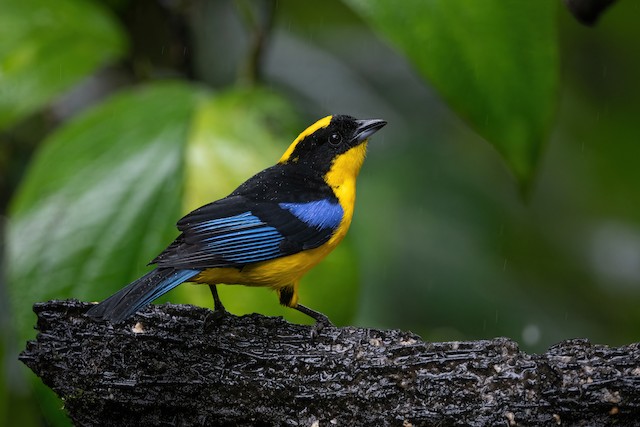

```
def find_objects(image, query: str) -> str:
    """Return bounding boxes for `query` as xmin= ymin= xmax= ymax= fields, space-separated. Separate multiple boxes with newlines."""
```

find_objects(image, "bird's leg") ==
xmin=279 ymin=284 xmax=333 ymax=330
xmin=208 ymin=285 xmax=227 ymax=314
xmin=294 ymin=304 xmax=334 ymax=328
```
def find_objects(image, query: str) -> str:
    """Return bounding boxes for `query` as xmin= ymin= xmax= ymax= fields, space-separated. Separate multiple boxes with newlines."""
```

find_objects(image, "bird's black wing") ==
xmin=152 ymin=167 xmax=342 ymax=269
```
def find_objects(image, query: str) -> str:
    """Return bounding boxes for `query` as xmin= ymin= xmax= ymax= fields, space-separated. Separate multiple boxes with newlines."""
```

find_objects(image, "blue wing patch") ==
xmin=279 ymin=200 xmax=343 ymax=230
xmin=185 ymin=212 xmax=284 ymax=264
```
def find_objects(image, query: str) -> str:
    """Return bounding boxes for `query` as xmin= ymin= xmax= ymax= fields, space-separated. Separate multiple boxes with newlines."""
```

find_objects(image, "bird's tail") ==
xmin=86 ymin=268 xmax=201 ymax=323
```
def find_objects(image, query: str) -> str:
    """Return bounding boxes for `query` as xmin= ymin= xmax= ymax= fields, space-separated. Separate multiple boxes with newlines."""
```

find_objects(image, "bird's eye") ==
xmin=328 ymin=132 xmax=342 ymax=146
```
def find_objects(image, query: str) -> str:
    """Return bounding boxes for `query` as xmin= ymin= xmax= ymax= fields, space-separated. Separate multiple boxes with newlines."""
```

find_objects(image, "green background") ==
xmin=1 ymin=0 xmax=638 ymax=424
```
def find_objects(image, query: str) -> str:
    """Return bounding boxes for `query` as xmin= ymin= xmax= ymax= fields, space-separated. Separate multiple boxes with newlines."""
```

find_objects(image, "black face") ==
xmin=231 ymin=115 xmax=385 ymax=201
xmin=286 ymin=115 xmax=386 ymax=176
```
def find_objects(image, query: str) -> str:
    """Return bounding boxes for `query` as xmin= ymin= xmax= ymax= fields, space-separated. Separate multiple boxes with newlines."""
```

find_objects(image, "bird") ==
xmin=86 ymin=114 xmax=386 ymax=325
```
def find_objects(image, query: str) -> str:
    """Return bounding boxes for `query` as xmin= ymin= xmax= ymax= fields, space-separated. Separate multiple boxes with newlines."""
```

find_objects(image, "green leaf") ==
xmin=0 ymin=0 xmax=126 ymax=129
xmin=346 ymin=0 xmax=559 ymax=185
xmin=8 ymin=82 xmax=206 ymax=342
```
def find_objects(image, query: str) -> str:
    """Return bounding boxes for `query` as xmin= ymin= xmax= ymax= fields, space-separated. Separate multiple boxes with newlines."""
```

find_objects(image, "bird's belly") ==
xmin=190 ymin=239 xmax=339 ymax=290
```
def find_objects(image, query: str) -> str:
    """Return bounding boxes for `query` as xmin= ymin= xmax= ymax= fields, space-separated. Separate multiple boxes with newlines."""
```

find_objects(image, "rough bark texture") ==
xmin=20 ymin=300 xmax=640 ymax=426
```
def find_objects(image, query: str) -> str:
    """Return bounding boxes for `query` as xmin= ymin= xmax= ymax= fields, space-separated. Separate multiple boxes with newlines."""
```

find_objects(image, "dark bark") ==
xmin=20 ymin=300 xmax=640 ymax=426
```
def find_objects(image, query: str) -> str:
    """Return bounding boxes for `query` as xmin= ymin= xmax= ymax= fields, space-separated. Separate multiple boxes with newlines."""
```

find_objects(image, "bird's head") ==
xmin=279 ymin=115 xmax=386 ymax=179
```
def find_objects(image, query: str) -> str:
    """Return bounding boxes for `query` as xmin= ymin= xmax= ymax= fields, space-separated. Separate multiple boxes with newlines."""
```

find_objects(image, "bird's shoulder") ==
xmin=230 ymin=163 xmax=336 ymax=203
xmin=176 ymin=163 xmax=343 ymax=235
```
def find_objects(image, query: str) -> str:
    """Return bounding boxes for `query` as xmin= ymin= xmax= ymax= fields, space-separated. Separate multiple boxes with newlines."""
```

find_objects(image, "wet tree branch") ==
xmin=20 ymin=300 xmax=640 ymax=426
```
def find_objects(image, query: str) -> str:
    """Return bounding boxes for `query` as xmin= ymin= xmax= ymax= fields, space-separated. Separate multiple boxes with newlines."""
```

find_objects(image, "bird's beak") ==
xmin=353 ymin=119 xmax=387 ymax=144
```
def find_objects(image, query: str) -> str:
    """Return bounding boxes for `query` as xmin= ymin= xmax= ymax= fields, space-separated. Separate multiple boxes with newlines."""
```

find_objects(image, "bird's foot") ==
xmin=294 ymin=304 xmax=334 ymax=336
xmin=211 ymin=306 xmax=229 ymax=319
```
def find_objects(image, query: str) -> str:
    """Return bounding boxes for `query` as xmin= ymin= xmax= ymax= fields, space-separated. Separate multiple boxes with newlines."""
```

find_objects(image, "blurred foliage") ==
xmin=1 ymin=0 xmax=639 ymax=425
xmin=346 ymin=0 xmax=559 ymax=186
xmin=0 ymin=0 xmax=126 ymax=130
